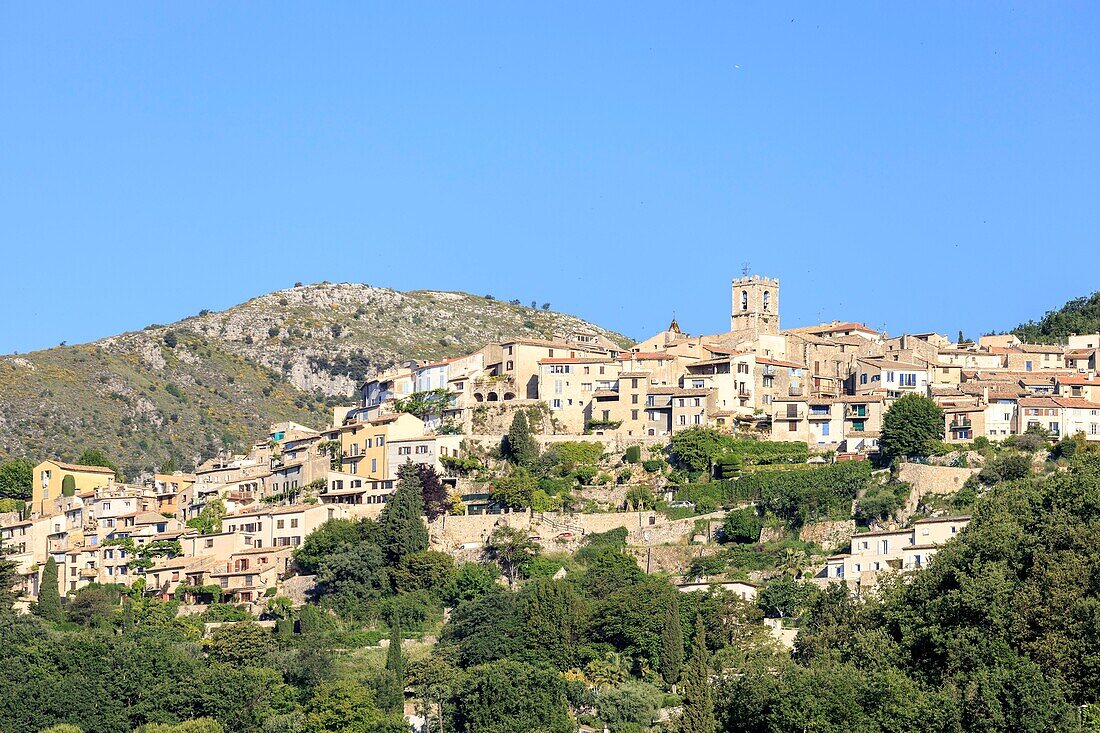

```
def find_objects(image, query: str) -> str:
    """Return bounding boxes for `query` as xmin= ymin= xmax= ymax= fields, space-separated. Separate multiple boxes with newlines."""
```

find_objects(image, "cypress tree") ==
xmin=378 ymin=617 xmax=405 ymax=715
xmin=378 ymin=462 xmax=428 ymax=563
xmin=677 ymin=615 xmax=715 ymax=733
xmin=504 ymin=411 xmax=538 ymax=467
xmin=61 ymin=474 xmax=76 ymax=497
xmin=35 ymin=557 xmax=63 ymax=622
xmin=659 ymin=593 xmax=684 ymax=688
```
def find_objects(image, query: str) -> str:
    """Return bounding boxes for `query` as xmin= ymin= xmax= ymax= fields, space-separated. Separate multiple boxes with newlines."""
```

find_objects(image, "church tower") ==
xmin=731 ymin=275 xmax=780 ymax=335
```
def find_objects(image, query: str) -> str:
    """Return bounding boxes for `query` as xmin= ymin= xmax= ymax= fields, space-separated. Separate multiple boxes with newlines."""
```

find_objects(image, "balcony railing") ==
xmin=846 ymin=407 xmax=868 ymax=418
xmin=774 ymin=410 xmax=806 ymax=421
xmin=950 ymin=419 xmax=972 ymax=429
xmin=761 ymin=365 xmax=778 ymax=377
xmin=788 ymin=385 xmax=804 ymax=397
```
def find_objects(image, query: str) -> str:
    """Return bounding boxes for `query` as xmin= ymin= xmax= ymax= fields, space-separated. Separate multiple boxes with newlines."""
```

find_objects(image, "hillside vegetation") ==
xmin=1012 ymin=291 xmax=1100 ymax=344
xmin=0 ymin=283 xmax=630 ymax=477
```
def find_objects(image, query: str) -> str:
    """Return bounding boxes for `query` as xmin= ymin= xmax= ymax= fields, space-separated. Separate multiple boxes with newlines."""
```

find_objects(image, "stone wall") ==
xmin=798 ymin=519 xmax=856 ymax=553
xmin=427 ymin=509 xmax=727 ymax=552
xmin=897 ymin=462 xmax=978 ymax=496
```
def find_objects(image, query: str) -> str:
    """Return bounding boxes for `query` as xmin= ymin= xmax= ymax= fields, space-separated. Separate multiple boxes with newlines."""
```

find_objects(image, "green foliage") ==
xmin=880 ymin=394 xmax=945 ymax=459
xmin=206 ymin=622 xmax=273 ymax=665
xmin=186 ymin=499 xmax=226 ymax=535
xmin=303 ymin=680 xmax=406 ymax=733
xmin=668 ymin=428 xmax=729 ymax=473
xmin=740 ymin=462 xmax=872 ymax=526
xmin=1013 ymin=291 xmax=1100 ymax=343
xmin=756 ymin=577 xmax=815 ymax=619
xmin=721 ymin=507 xmax=762 ymax=544
xmin=76 ymin=448 xmax=118 ymax=476
xmin=978 ymin=451 xmax=1033 ymax=485
xmin=491 ymin=467 xmax=538 ymax=508
xmin=855 ymin=481 xmax=911 ymax=523
xmin=452 ymin=659 xmax=573 ymax=733
xmin=486 ymin=525 xmax=539 ymax=585
xmin=377 ymin=462 xmax=428 ymax=562
xmin=163 ymin=331 xmax=178 ymax=348
xmin=34 ymin=557 xmax=63 ymax=622
xmin=503 ymin=411 xmax=539 ymax=467
xmin=519 ymin=578 xmax=587 ymax=669
xmin=61 ymin=474 xmax=76 ymax=496
xmin=659 ymin=592 xmax=684 ymax=687
xmin=642 ymin=459 xmax=665 ymax=473
xmin=542 ymin=440 xmax=604 ymax=469
xmin=0 ymin=457 xmax=33 ymax=499
xmin=597 ymin=681 xmax=664 ymax=732
xmin=625 ymin=445 xmax=642 ymax=464
xmin=392 ymin=388 xmax=451 ymax=421
xmin=677 ymin=615 xmax=715 ymax=733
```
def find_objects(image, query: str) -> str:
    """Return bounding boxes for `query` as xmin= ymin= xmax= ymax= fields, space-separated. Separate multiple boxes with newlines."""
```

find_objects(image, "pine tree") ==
xmin=378 ymin=461 xmax=428 ymax=563
xmin=677 ymin=615 xmax=715 ymax=733
xmin=35 ymin=557 xmax=63 ymax=622
xmin=659 ymin=593 xmax=684 ymax=688
xmin=503 ymin=411 xmax=538 ymax=467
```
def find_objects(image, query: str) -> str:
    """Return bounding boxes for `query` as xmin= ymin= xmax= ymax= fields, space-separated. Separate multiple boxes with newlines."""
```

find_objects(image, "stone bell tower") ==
xmin=731 ymin=275 xmax=780 ymax=335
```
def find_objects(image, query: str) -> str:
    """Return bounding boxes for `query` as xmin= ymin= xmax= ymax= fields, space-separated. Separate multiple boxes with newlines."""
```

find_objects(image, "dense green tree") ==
xmin=34 ymin=558 xmax=62 ymax=622
xmin=1013 ymin=291 xmax=1100 ymax=344
xmin=61 ymin=474 xmax=76 ymax=496
xmin=206 ymin=622 xmax=273 ymax=666
xmin=490 ymin=467 xmax=538 ymax=509
xmin=378 ymin=462 xmax=428 ymax=563
xmin=880 ymin=394 xmax=944 ymax=460
xmin=519 ymin=578 xmax=586 ymax=670
xmin=677 ymin=615 xmax=715 ymax=733
xmin=721 ymin=506 xmax=762 ymax=544
xmin=451 ymin=659 xmax=572 ymax=733
xmin=668 ymin=427 xmax=730 ymax=474
xmin=757 ymin=577 xmax=814 ymax=619
xmin=0 ymin=457 xmax=34 ymax=499
xmin=389 ymin=550 xmax=455 ymax=596
xmin=0 ymin=537 xmax=20 ymax=612
xmin=594 ymin=576 xmax=679 ymax=671
xmin=66 ymin=584 xmax=120 ymax=628
xmin=314 ymin=542 xmax=386 ymax=619
xmin=659 ymin=592 xmax=684 ymax=687
xmin=443 ymin=589 xmax=525 ymax=667
xmin=294 ymin=518 xmax=371 ymax=575
xmin=393 ymin=388 xmax=452 ymax=422
xmin=303 ymin=680 xmax=405 ymax=733
xmin=597 ymin=681 xmax=664 ymax=732
xmin=446 ymin=562 xmax=500 ymax=605
xmin=502 ymin=411 xmax=538 ymax=467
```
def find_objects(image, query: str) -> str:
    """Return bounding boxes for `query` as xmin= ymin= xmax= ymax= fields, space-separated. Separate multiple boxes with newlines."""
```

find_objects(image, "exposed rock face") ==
xmin=0 ymin=282 xmax=631 ymax=476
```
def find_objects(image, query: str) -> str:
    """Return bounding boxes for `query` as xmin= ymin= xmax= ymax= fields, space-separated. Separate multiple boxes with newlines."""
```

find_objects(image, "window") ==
xmin=788 ymin=421 xmax=797 ymax=431
xmin=1025 ymin=360 xmax=1033 ymax=372
xmin=552 ymin=399 xmax=562 ymax=409
xmin=821 ymin=422 xmax=830 ymax=436
xmin=416 ymin=445 xmax=429 ymax=454
xmin=583 ymin=366 xmax=590 ymax=374
xmin=291 ymin=518 xmax=299 ymax=528
xmin=371 ymin=458 xmax=377 ymax=473
xmin=741 ymin=290 xmax=748 ymax=310
xmin=762 ymin=291 xmax=770 ymax=311
xmin=678 ymin=415 xmax=686 ymax=425
xmin=398 ymin=446 xmax=412 ymax=456
xmin=860 ymin=373 xmax=868 ymax=385
xmin=631 ymin=410 xmax=639 ymax=420
xmin=631 ymin=394 xmax=639 ymax=404
xmin=631 ymin=378 xmax=639 ymax=389
xmin=506 ymin=360 xmax=514 ymax=370
xmin=277 ymin=520 xmax=284 ymax=529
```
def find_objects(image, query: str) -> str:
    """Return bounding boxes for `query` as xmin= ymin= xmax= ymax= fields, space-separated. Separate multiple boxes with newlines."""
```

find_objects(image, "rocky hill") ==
xmin=0 ymin=283 xmax=631 ymax=478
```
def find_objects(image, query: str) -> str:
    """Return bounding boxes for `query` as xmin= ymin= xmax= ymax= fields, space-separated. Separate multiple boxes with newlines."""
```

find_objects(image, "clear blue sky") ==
xmin=2 ymin=3 xmax=1098 ymax=354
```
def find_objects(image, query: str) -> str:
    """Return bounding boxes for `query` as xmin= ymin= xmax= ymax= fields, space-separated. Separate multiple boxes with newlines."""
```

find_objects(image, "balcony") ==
xmin=846 ymin=407 xmax=868 ymax=418
xmin=761 ymin=365 xmax=778 ymax=377
xmin=774 ymin=409 xmax=805 ymax=421
xmin=788 ymin=385 xmax=804 ymax=397
xmin=950 ymin=419 xmax=972 ymax=429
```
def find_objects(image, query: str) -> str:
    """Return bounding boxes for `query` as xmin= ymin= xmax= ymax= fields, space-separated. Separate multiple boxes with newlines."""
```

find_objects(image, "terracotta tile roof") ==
xmin=1017 ymin=344 xmax=1064 ymax=353
xmin=1018 ymin=396 xmax=1100 ymax=409
xmin=621 ymin=352 xmax=673 ymax=361
xmin=49 ymin=461 xmax=116 ymax=475
xmin=538 ymin=357 xmax=613 ymax=365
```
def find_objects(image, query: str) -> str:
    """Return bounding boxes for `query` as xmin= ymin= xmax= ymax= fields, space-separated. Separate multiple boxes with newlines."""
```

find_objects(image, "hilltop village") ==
xmin=3 ymin=275 xmax=1100 ymax=732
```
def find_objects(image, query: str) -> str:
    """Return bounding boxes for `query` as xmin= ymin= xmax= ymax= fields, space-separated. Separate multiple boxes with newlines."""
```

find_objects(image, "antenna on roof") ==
xmin=741 ymin=262 xmax=751 ymax=277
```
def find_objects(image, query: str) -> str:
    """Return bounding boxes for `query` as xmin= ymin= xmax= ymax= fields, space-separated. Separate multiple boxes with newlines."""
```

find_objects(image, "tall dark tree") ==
xmin=34 ymin=557 xmax=63 ymax=622
xmin=660 ymin=592 xmax=684 ymax=688
xmin=519 ymin=578 xmax=586 ymax=670
xmin=880 ymin=393 xmax=945 ymax=460
xmin=503 ymin=411 xmax=538 ymax=467
xmin=414 ymin=464 xmax=449 ymax=521
xmin=377 ymin=618 xmax=405 ymax=715
xmin=378 ymin=462 xmax=428 ymax=563
xmin=677 ymin=615 xmax=715 ymax=733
